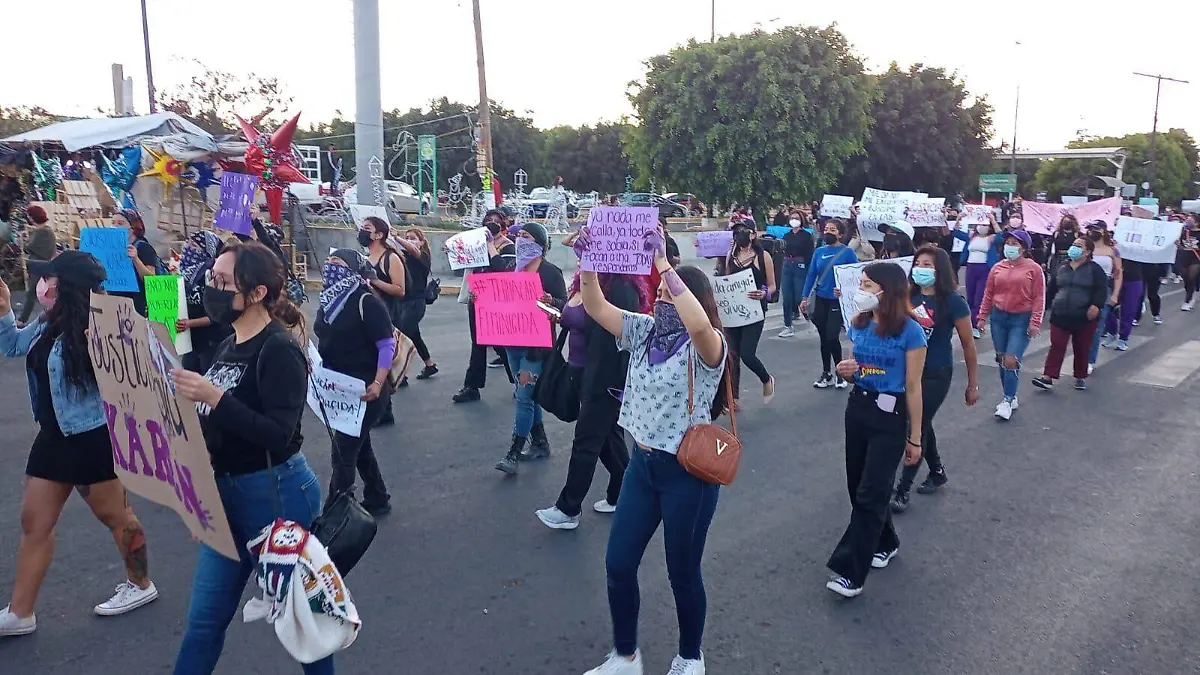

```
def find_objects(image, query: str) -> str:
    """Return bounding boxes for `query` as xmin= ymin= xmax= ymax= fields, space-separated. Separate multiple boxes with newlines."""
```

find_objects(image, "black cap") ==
xmin=27 ymin=250 xmax=106 ymax=290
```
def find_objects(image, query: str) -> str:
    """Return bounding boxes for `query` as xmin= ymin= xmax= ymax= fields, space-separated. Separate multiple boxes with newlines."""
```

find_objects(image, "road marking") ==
xmin=1129 ymin=340 xmax=1200 ymax=389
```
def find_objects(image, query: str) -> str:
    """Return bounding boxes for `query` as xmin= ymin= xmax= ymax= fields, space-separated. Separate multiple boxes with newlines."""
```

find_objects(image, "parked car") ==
xmin=287 ymin=181 xmax=322 ymax=207
xmin=662 ymin=192 xmax=703 ymax=216
xmin=621 ymin=192 xmax=687 ymax=218
xmin=343 ymin=180 xmax=425 ymax=214
xmin=525 ymin=187 xmax=580 ymax=219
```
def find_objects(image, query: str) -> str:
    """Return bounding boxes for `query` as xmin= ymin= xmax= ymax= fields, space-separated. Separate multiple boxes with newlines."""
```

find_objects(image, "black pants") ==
xmin=897 ymin=365 xmax=953 ymax=492
xmin=812 ymin=296 xmax=843 ymax=373
xmin=555 ymin=386 xmax=629 ymax=517
xmin=725 ymin=320 xmax=769 ymax=393
xmin=326 ymin=391 xmax=391 ymax=510
xmin=398 ymin=297 xmax=431 ymax=362
xmin=464 ymin=306 xmax=510 ymax=389
xmin=827 ymin=387 xmax=907 ymax=586
xmin=1138 ymin=269 xmax=1163 ymax=320
xmin=17 ymin=272 xmax=41 ymax=323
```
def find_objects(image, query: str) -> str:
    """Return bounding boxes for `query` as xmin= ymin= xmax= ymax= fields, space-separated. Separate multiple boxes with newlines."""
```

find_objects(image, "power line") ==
xmin=297 ymin=112 xmax=475 ymax=143
xmin=1132 ymin=71 xmax=1189 ymax=197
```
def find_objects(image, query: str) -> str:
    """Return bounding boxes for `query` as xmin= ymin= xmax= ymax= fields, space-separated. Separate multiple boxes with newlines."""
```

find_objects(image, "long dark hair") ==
xmin=674 ymin=265 xmax=733 ymax=420
xmin=911 ymin=245 xmax=958 ymax=301
xmin=45 ymin=279 xmax=99 ymax=389
xmin=221 ymin=241 xmax=305 ymax=332
xmin=853 ymin=261 xmax=914 ymax=337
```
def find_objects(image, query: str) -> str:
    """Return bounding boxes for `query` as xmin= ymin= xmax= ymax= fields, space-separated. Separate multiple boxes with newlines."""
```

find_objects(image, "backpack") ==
xmin=358 ymin=293 xmax=416 ymax=392
xmin=424 ymin=278 xmax=441 ymax=305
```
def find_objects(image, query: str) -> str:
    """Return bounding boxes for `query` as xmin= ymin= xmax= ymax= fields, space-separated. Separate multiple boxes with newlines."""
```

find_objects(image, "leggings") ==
xmin=1183 ymin=260 xmax=1200 ymax=302
xmin=398 ymin=297 xmax=431 ymax=361
xmin=1136 ymin=267 xmax=1164 ymax=320
xmin=725 ymin=321 xmax=769 ymax=393
xmin=812 ymin=296 xmax=843 ymax=374
xmin=1105 ymin=279 xmax=1144 ymax=340
xmin=896 ymin=366 xmax=953 ymax=493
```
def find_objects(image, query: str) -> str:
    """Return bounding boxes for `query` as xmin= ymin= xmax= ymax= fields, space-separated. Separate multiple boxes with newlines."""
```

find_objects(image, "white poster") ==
xmin=1062 ymin=196 xmax=1089 ymax=206
xmin=348 ymin=204 xmax=389 ymax=227
xmin=833 ymin=256 xmax=914 ymax=318
xmin=307 ymin=363 xmax=367 ymax=438
xmin=445 ymin=227 xmax=490 ymax=270
xmin=712 ymin=268 xmax=764 ymax=328
xmin=1182 ymin=200 xmax=1200 ymax=214
xmin=174 ymin=277 xmax=192 ymax=356
xmin=906 ymin=197 xmax=947 ymax=228
xmin=820 ymin=194 xmax=854 ymax=219
xmin=959 ymin=204 xmax=992 ymax=226
xmin=1113 ymin=216 xmax=1182 ymax=264
xmin=858 ymin=188 xmax=927 ymax=240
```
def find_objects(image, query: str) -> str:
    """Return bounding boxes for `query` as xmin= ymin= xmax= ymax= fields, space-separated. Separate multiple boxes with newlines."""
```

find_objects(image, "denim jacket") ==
xmin=0 ymin=311 xmax=106 ymax=435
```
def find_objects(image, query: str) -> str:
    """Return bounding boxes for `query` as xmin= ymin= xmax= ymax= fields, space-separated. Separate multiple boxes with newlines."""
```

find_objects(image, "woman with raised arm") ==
xmin=576 ymin=230 xmax=731 ymax=675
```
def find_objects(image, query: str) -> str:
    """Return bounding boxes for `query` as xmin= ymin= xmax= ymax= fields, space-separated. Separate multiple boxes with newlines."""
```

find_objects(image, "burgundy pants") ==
xmin=1044 ymin=320 xmax=1098 ymax=380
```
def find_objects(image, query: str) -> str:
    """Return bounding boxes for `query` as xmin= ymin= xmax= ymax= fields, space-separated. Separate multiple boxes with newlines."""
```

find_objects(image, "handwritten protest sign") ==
xmin=833 ymin=257 xmax=914 ymax=318
xmin=445 ymin=227 xmax=489 ymax=270
xmin=144 ymin=275 xmax=191 ymax=355
xmin=1022 ymin=197 xmax=1120 ymax=235
xmin=469 ymin=272 xmax=552 ymax=347
xmin=79 ymin=227 xmax=138 ymax=292
xmin=959 ymin=204 xmax=992 ymax=226
xmin=579 ymin=206 xmax=656 ymax=275
xmin=820 ymin=194 xmax=854 ymax=218
xmin=695 ymin=230 xmax=733 ymax=258
xmin=1182 ymin=200 xmax=1200 ymax=214
xmin=906 ymin=197 xmax=946 ymax=228
xmin=348 ymin=204 xmax=389 ymax=227
xmin=1113 ymin=216 xmax=1182 ymax=264
xmin=308 ymin=364 xmax=367 ymax=438
xmin=713 ymin=269 xmax=764 ymax=328
xmin=213 ymin=172 xmax=258 ymax=236
xmin=858 ymin=189 xmax=926 ymax=240
xmin=87 ymin=293 xmax=237 ymax=559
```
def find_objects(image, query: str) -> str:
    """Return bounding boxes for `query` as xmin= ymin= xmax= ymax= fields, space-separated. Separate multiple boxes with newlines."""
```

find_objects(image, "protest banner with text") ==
xmin=713 ymin=269 xmax=764 ymax=328
xmin=307 ymin=364 xmax=367 ymax=438
xmin=79 ymin=227 xmax=138 ymax=292
xmin=906 ymin=197 xmax=946 ymax=228
xmin=1022 ymin=197 xmax=1120 ymax=235
xmin=820 ymin=195 xmax=854 ymax=218
xmin=213 ymin=172 xmax=258 ymax=236
xmin=579 ymin=206 xmax=656 ymax=275
xmin=144 ymin=275 xmax=192 ymax=355
xmin=695 ymin=230 xmax=733 ymax=258
xmin=445 ymin=227 xmax=490 ymax=270
xmin=958 ymin=204 xmax=993 ymax=226
xmin=833 ymin=257 xmax=914 ymax=318
xmin=87 ymin=293 xmax=237 ymax=560
xmin=470 ymin=272 xmax=552 ymax=347
xmin=858 ymin=189 xmax=927 ymax=240
xmin=1113 ymin=216 xmax=1182 ymax=264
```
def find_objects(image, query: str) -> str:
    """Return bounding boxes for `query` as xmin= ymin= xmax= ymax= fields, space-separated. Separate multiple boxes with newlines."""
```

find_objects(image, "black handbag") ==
xmin=533 ymin=328 xmax=580 ymax=423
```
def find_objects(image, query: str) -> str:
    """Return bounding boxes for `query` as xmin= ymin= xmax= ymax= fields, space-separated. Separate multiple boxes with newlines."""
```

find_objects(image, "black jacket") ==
xmin=580 ymin=277 xmax=639 ymax=401
xmin=1049 ymin=260 xmax=1107 ymax=328
xmin=491 ymin=257 xmax=568 ymax=363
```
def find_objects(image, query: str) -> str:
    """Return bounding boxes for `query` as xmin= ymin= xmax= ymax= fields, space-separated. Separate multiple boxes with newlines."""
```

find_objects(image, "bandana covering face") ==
xmin=320 ymin=262 xmax=365 ymax=323
xmin=516 ymin=238 xmax=542 ymax=270
xmin=647 ymin=301 xmax=690 ymax=365
xmin=181 ymin=231 xmax=223 ymax=286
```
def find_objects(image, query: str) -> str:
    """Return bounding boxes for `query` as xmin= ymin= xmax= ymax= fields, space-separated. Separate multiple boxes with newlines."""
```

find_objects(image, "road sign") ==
xmin=979 ymin=174 xmax=1018 ymax=193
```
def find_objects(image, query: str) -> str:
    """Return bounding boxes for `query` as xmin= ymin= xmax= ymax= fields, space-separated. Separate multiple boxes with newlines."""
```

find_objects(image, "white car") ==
xmin=286 ymin=182 xmax=322 ymax=206
xmin=344 ymin=180 xmax=423 ymax=214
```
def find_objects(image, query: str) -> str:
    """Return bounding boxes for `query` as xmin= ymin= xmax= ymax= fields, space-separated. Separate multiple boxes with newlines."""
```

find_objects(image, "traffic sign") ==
xmin=979 ymin=174 xmax=1018 ymax=193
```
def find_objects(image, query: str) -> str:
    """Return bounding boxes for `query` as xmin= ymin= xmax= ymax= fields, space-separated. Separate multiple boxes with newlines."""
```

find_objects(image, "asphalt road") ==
xmin=2 ymin=285 xmax=1200 ymax=675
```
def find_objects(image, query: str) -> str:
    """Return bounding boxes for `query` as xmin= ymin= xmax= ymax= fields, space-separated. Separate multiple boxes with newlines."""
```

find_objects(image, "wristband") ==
xmin=907 ymin=439 xmax=921 ymax=448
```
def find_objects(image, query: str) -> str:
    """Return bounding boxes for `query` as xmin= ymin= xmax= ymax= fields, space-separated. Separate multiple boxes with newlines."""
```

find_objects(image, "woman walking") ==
xmin=801 ymin=219 xmax=858 ymax=389
xmin=959 ymin=213 xmax=1000 ymax=338
xmin=1087 ymin=222 xmax=1122 ymax=371
xmin=395 ymin=227 xmax=438 ymax=380
xmin=1032 ymin=235 xmax=1107 ymax=392
xmin=453 ymin=211 xmax=514 ymax=403
xmin=17 ymin=205 xmax=56 ymax=325
xmin=176 ymin=230 xmax=232 ymax=373
xmin=778 ymin=212 xmax=815 ymax=338
xmin=891 ymin=247 xmax=979 ymax=513
xmin=169 ymin=242 xmax=331 ymax=674
xmin=578 ymin=240 xmax=730 ymax=675
xmin=1102 ymin=255 xmax=1143 ymax=352
xmin=1178 ymin=216 xmax=1200 ymax=311
xmin=976 ymin=229 xmax=1045 ymax=421
xmin=827 ymin=261 xmax=926 ymax=598
xmin=0 ymin=251 xmax=158 ymax=637
xmin=722 ymin=226 xmax=776 ymax=407
xmin=360 ymin=217 xmax=405 ymax=426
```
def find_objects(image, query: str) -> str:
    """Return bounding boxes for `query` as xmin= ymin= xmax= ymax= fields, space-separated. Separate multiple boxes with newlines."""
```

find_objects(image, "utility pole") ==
xmin=140 ymin=0 xmax=157 ymax=112
xmin=711 ymin=0 xmax=715 ymax=41
xmin=472 ymin=0 xmax=494 ymax=188
xmin=353 ymin=0 xmax=387 ymax=213
xmin=1009 ymin=41 xmax=1021 ymax=184
xmin=1133 ymin=71 xmax=1189 ymax=198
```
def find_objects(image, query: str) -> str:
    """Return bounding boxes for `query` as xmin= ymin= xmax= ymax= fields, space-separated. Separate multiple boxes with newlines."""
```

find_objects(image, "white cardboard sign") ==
xmin=833 ymin=257 xmax=914 ymax=319
xmin=712 ymin=268 xmax=764 ymax=328
xmin=1113 ymin=216 xmax=1182 ymax=264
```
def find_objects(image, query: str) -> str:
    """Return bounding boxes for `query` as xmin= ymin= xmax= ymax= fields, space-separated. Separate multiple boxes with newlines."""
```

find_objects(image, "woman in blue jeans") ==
xmin=976 ymin=230 xmax=1045 ymax=421
xmin=577 ymin=232 xmax=731 ymax=675
xmin=170 ymin=242 xmax=332 ymax=674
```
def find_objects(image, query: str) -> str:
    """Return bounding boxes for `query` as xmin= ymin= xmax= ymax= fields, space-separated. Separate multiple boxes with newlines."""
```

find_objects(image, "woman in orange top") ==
xmin=976 ymin=229 xmax=1045 ymax=421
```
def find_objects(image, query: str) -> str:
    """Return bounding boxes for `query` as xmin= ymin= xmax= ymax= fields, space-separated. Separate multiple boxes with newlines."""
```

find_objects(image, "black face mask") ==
xmin=823 ymin=233 xmax=838 ymax=245
xmin=1088 ymin=230 xmax=1103 ymax=242
xmin=357 ymin=230 xmax=374 ymax=248
xmin=202 ymin=287 xmax=244 ymax=325
xmin=735 ymin=231 xmax=752 ymax=247
xmin=484 ymin=221 xmax=502 ymax=236
xmin=883 ymin=233 xmax=899 ymax=251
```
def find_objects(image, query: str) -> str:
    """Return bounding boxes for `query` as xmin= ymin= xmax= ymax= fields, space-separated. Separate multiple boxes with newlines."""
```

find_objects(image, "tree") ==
xmin=0 ymin=106 xmax=70 ymax=139
xmin=543 ymin=122 xmax=632 ymax=193
xmin=626 ymin=25 xmax=874 ymax=217
xmin=157 ymin=59 xmax=294 ymax=135
xmin=1033 ymin=130 xmax=1199 ymax=204
xmin=983 ymin=157 xmax=1042 ymax=199
xmin=836 ymin=64 xmax=994 ymax=198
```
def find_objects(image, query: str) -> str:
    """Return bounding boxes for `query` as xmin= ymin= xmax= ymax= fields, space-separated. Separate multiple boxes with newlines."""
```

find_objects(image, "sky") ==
xmin=4 ymin=0 xmax=1199 ymax=152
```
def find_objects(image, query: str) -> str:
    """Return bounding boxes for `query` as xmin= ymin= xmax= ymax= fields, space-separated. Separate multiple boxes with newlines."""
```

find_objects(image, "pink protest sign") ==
xmin=214 ymin=171 xmax=258 ymax=235
xmin=695 ymin=230 xmax=733 ymax=258
xmin=469 ymin=272 xmax=552 ymax=348
xmin=1021 ymin=197 xmax=1120 ymax=235
xmin=579 ymin=206 xmax=657 ymax=275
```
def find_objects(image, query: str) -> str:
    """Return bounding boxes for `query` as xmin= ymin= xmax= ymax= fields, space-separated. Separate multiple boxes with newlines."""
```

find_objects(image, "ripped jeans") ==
xmin=505 ymin=347 xmax=545 ymax=438
xmin=989 ymin=309 xmax=1033 ymax=401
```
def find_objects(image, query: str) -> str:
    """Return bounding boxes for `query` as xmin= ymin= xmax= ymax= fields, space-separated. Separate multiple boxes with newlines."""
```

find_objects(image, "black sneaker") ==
xmin=415 ymin=364 xmax=439 ymax=380
xmin=374 ymin=413 xmax=395 ymax=428
xmin=397 ymin=375 xmax=409 ymax=388
xmin=917 ymin=468 xmax=948 ymax=494
xmin=1031 ymin=376 xmax=1054 ymax=391
xmin=1074 ymin=378 xmax=1087 ymax=391
xmin=363 ymin=502 xmax=392 ymax=518
xmin=452 ymin=386 xmax=481 ymax=403
xmin=890 ymin=489 xmax=910 ymax=513
xmin=488 ymin=357 xmax=505 ymax=369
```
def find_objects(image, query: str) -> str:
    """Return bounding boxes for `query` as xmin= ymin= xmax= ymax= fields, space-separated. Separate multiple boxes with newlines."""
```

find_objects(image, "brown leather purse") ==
xmin=676 ymin=350 xmax=741 ymax=485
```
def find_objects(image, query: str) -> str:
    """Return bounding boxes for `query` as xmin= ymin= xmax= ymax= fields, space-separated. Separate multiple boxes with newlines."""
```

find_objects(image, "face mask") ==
xmin=911 ymin=267 xmax=937 ymax=288
xmin=1067 ymin=245 xmax=1084 ymax=261
xmin=854 ymin=289 xmax=881 ymax=312
xmin=357 ymin=230 xmax=374 ymax=248
xmin=516 ymin=239 xmax=542 ymax=270
xmin=823 ymin=233 xmax=838 ymax=245
xmin=36 ymin=277 xmax=55 ymax=311
xmin=484 ymin=221 xmax=502 ymax=236
xmin=202 ymin=286 xmax=243 ymax=325
xmin=789 ymin=219 xmax=801 ymax=228
xmin=883 ymin=233 xmax=899 ymax=251
xmin=1003 ymin=245 xmax=1021 ymax=261
xmin=735 ymin=231 xmax=752 ymax=247
xmin=976 ymin=225 xmax=990 ymax=236
xmin=406 ymin=237 xmax=420 ymax=246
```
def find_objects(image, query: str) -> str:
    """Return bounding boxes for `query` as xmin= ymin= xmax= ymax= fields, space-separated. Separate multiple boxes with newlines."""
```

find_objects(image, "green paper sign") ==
xmin=145 ymin=275 xmax=182 ymax=342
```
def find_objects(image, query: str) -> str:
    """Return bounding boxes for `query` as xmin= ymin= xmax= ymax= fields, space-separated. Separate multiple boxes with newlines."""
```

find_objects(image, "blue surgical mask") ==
xmin=911 ymin=267 xmax=937 ymax=288
xmin=1003 ymin=245 xmax=1021 ymax=261
xmin=1067 ymin=245 xmax=1084 ymax=261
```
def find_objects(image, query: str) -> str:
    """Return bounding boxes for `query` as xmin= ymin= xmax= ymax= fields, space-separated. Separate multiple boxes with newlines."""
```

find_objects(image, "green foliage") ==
xmin=542 ymin=122 xmax=632 ymax=194
xmin=1033 ymin=130 xmax=1199 ymax=203
xmin=626 ymin=25 xmax=874 ymax=215
xmin=837 ymin=63 xmax=994 ymax=198
xmin=984 ymin=157 xmax=1042 ymax=198
xmin=0 ymin=106 xmax=70 ymax=139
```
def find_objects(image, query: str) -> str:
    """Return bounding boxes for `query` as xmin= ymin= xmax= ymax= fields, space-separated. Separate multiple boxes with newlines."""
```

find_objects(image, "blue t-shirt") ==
xmin=910 ymin=290 xmax=970 ymax=369
xmin=802 ymin=244 xmax=858 ymax=300
xmin=848 ymin=317 xmax=928 ymax=393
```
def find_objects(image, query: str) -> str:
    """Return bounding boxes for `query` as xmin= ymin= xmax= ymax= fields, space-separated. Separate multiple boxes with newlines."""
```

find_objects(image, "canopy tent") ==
xmin=2 ymin=113 xmax=214 ymax=152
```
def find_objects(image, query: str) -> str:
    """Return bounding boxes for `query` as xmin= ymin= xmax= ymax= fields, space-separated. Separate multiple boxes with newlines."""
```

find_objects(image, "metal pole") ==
xmin=711 ymin=0 xmax=715 ymax=42
xmin=353 ymin=0 xmax=387 ymax=216
xmin=1133 ymin=72 xmax=1189 ymax=199
xmin=472 ymin=0 xmax=494 ymax=181
xmin=140 ymin=0 xmax=157 ymax=113
xmin=1010 ymin=41 xmax=1020 ymax=182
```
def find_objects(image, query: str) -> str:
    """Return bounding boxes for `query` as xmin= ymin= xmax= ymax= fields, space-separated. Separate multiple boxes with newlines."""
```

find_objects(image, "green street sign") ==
xmin=979 ymin=173 xmax=1017 ymax=193
xmin=418 ymin=135 xmax=436 ymax=161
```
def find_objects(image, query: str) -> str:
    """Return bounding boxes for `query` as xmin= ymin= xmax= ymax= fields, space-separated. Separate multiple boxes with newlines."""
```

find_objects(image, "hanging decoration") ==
xmin=183 ymin=161 xmax=219 ymax=193
xmin=237 ymin=112 xmax=308 ymax=224
xmin=138 ymin=146 xmax=185 ymax=199
xmin=31 ymin=155 xmax=63 ymax=201
xmin=101 ymin=147 xmax=143 ymax=205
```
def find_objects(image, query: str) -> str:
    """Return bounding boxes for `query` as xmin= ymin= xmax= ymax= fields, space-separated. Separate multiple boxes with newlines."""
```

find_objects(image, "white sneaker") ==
xmin=972 ymin=328 xmax=983 ymax=339
xmin=0 ymin=606 xmax=36 ymax=637
xmin=1009 ymin=396 xmax=1019 ymax=411
xmin=583 ymin=650 xmax=643 ymax=675
xmin=1183 ymin=302 xmax=1193 ymax=312
xmin=1088 ymin=364 xmax=1095 ymax=376
xmin=536 ymin=507 xmax=580 ymax=530
xmin=994 ymin=399 xmax=1012 ymax=421
xmin=94 ymin=581 xmax=158 ymax=616
xmin=1154 ymin=315 xmax=1163 ymax=325
xmin=778 ymin=326 xmax=795 ymax=338
xmin=871 ymin=548 xmax=898 ymax=569
xmin=813 ymin=373 xmax=832 ymax=389
xmin=667 ymin=653 xmax=706 ymax=674
xmin=593 ymin=499 xmax=617 ymax=514
xmin=834 ymin=377 xmax=849 ymax=390
xmin=825 ymin=575 xmax=863 ymax=598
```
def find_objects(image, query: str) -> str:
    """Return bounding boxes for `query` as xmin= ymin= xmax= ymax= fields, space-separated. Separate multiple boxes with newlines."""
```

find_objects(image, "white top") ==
xmin=1094 ymin=254 xmax=1114 ymax=278
xmin=967 ymin=236 xmax=991 ymax=263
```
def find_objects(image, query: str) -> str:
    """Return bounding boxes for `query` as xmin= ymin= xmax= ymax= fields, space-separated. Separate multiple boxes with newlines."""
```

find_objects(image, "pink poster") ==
xmin=469 ymin=272 xmax=552 ymax=348
xmin=1021 ymin=197 xmax=1120 ymax=235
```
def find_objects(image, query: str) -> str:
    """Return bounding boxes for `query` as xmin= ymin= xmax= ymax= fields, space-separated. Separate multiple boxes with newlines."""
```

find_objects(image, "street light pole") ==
xmin=1010 ymin=41 xmax=1021 ymax=183
xmin=710 ymin=0 xmax=715 ymax=42
xmin=1133 ymin=71 xmax=1189 ymax=198
xmin=473 ymin=0 xmax=494 ymax=184
xmin=140 ymin=0 xmax=157 ymax=113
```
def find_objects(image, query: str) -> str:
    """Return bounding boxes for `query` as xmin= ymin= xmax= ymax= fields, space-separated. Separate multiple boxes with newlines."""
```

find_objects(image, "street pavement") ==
xmin=3 ymin=284 xmax=1200 ymax=674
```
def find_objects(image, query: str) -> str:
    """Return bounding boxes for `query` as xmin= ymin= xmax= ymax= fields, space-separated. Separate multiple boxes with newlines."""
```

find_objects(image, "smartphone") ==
xmin=536 ymin=301 xmax=561 ymax=319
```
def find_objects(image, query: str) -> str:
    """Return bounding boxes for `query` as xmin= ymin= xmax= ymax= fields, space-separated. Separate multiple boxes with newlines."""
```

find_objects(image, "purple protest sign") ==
xmin=695 ymin=230 xmax=733 ymax=258
xmin=214 ymin=172 xmax=258 ymax=235
xmin=579 ymin=206 xmax=657 ymax=275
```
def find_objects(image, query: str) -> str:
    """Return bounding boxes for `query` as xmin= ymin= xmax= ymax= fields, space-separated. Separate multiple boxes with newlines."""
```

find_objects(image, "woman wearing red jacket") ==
xmin=976 ymin=229 xmax=1045 ymax=421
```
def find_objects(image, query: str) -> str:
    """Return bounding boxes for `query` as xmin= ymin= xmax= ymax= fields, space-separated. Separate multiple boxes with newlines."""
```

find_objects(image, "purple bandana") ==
xmin=647 ymin=301 xmax=689 ymax=365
